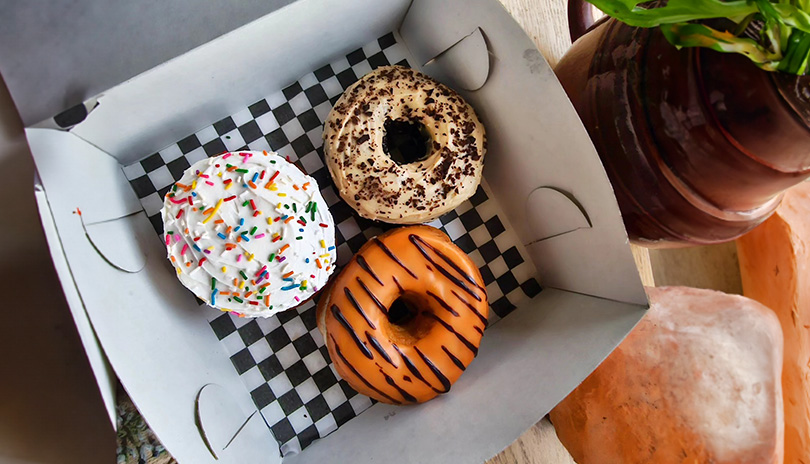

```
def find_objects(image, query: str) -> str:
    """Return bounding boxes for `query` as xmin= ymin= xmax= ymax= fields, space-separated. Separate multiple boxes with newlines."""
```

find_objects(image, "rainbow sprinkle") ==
xmin=202 ymin=199 xmax=223 ymax=224
xmin=162 ymin=151 xmax=335 ymax=316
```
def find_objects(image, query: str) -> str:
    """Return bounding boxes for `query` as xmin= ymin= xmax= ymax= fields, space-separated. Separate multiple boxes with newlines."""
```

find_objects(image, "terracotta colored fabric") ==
xmin=738 ymin=181 xmax=810 ymax=464
xmin=550 ymin=286 xmax=784 ymax=464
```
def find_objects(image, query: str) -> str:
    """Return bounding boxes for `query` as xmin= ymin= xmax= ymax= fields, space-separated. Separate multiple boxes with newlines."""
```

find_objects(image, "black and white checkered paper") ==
xmin=122 ymin=33 xmax=542 ymax=455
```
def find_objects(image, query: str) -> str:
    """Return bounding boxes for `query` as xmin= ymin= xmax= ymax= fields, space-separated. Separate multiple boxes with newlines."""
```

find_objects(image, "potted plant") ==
xmin=556 ymin=0 xmax=810 ymax=247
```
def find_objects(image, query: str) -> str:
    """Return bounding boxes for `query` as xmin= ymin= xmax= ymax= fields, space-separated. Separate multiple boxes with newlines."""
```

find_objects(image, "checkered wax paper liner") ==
xmin=122 ymin=32 xmax=542 ymax=456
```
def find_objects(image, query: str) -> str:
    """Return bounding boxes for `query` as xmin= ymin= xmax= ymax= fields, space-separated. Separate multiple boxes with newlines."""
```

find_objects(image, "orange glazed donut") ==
xmin=317 ymin=225 xmax=488 ymax=404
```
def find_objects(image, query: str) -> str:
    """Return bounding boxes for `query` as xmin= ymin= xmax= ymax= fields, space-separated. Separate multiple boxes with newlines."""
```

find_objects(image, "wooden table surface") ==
xmin=486 ymin=0 xmax=743 ymax=462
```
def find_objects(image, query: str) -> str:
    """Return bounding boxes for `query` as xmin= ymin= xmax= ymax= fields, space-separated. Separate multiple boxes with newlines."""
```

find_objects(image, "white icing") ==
xmin=323 ymin=66 xmax=486 ymax=224
xmin=160 ymin=151 xmax=336 ymax=318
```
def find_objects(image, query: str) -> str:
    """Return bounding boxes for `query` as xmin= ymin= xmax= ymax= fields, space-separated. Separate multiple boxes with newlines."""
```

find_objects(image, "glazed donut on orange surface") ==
xmin=317 ymin=225 xmax=488 ymax=404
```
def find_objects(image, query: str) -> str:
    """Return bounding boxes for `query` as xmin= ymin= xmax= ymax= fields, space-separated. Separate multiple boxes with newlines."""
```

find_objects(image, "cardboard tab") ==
xmin=82 ymin=213 xmax=148 ymax=274
xmin=195 ymin=384 xmax=280 ymax=462
xmin=400 ymin=0 xmax=487 ymax=67
xmin=423 ymin=28 xmax=491 ymax=91
xmin=526 ymin=186 xmax=591 ymax=242
xmin=221 ymin=413 xmax=284 ymax=463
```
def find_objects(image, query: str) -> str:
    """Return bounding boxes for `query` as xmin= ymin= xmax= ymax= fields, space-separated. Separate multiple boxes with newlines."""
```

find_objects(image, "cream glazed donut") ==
xmin=160 ymin=150 xmax=336 ymax=318
xmin=323 ymin=65 xmax=486 ymax=224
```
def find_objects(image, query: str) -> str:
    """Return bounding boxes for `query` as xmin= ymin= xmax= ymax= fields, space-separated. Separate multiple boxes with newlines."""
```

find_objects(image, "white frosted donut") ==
xmin=160 ymin=151 xmax=336 ymax=318
xmin=322 ymin=66 xmax=486 ymax=224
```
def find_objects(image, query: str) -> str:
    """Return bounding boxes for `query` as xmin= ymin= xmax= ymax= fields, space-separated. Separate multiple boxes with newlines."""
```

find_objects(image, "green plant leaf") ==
xmin=771 ymin=3 xmax=810 ymax=32
xmin=754 ymin=0 xmax=782 ymax=22
xmin=587 ymin=0 xmax=758 ymax=27
xmin=589 ymin=0 xmax=810 ymax=74
xmin=778 ymin=28 xmax=810 ymax=72
xmin=660 ymin=23 xmax=782 ymax=70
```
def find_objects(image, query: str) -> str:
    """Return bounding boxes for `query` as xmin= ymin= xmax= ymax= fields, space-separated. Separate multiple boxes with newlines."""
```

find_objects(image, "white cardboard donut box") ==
xmin=0 ymin=0 xmax=647 ymax=462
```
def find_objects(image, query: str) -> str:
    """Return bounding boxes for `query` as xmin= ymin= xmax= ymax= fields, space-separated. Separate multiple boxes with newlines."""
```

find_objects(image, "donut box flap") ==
xmin=0 ymin=0 xmax=300 ymax=129
xmin=10 ymin=0 xmax=647 ymax=463
xmin=24 ymin=128 xmax=280 ymax=463
xmin=12 ymin=0 xmax=409 ymax=462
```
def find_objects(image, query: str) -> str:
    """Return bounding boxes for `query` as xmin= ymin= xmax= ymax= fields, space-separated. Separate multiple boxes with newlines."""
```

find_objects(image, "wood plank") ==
xmin=497 ymin=0 xmax=571 ymax=68
xmin=648 ymin=244 xmax=742 ymax=295
xmin=488 ymin=418 xmax=577 ymax=464
xmin=631 ymin=244 xmax=656 ymax=287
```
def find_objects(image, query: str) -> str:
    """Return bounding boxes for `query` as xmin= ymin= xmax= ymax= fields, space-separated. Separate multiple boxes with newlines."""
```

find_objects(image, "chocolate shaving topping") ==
xmin=322 ymin=65 xmax=486 ymax=221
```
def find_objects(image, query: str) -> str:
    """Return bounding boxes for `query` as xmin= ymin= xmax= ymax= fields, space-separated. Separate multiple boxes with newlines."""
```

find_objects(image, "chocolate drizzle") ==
xmin=393 ymin=344 xmax=442 ymax=394
xmin=356 ymin=255 xmax=383 ymax=285
xmin=323 ymin=228 xmax=489 ymax=404
xmin=331 ymin=304 xmax=373 ymax=360
xmin=344 ymin=287 xmax=376 ymax=329
xmin=330 ymin=335 xmax=401 ymax=404
xmin=392 ymin=275 xmax=405 ymax=293
xmin=424 ymin=312 xmax=479 ymax=356
xmin=442 ymin=346 xmax=466 ymax=371
xmin=380 ymin=368 xmax=418 ymax=403
xmin=409 ymin=234 xmax=482 ymax=301
xmin=356 ymin=277 xmax=387 ymax=315
xmin=451 ymin=289 xmax=488 ymax=326
xmin=366 ymin=331 xmax=396 ymax=367
xmin=414 ymin=346 xmax=451 ymax=392
xmin=373 ymin=238 xmax=417 ymax=279
xmin=426 ymin=290 xmax=460 ymax=317
xmin=411 ymin=234 xmax=485 ymax=290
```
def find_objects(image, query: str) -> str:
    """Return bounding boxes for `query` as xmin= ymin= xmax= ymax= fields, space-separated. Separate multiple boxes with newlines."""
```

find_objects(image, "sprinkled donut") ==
xmin=323 ymin=66 xmax=486 ymax=224
xmin=316 ymin=225 xmax=488 ymax=404
xmin=161 ymin=151 xmax=336 ymax=318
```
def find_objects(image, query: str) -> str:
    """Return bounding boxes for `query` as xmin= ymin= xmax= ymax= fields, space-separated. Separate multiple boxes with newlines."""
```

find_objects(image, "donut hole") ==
xmin=385 ymin=292 xmax=436 ymax=345
xmin=382 ymin=119 xmax=432 ymax=165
